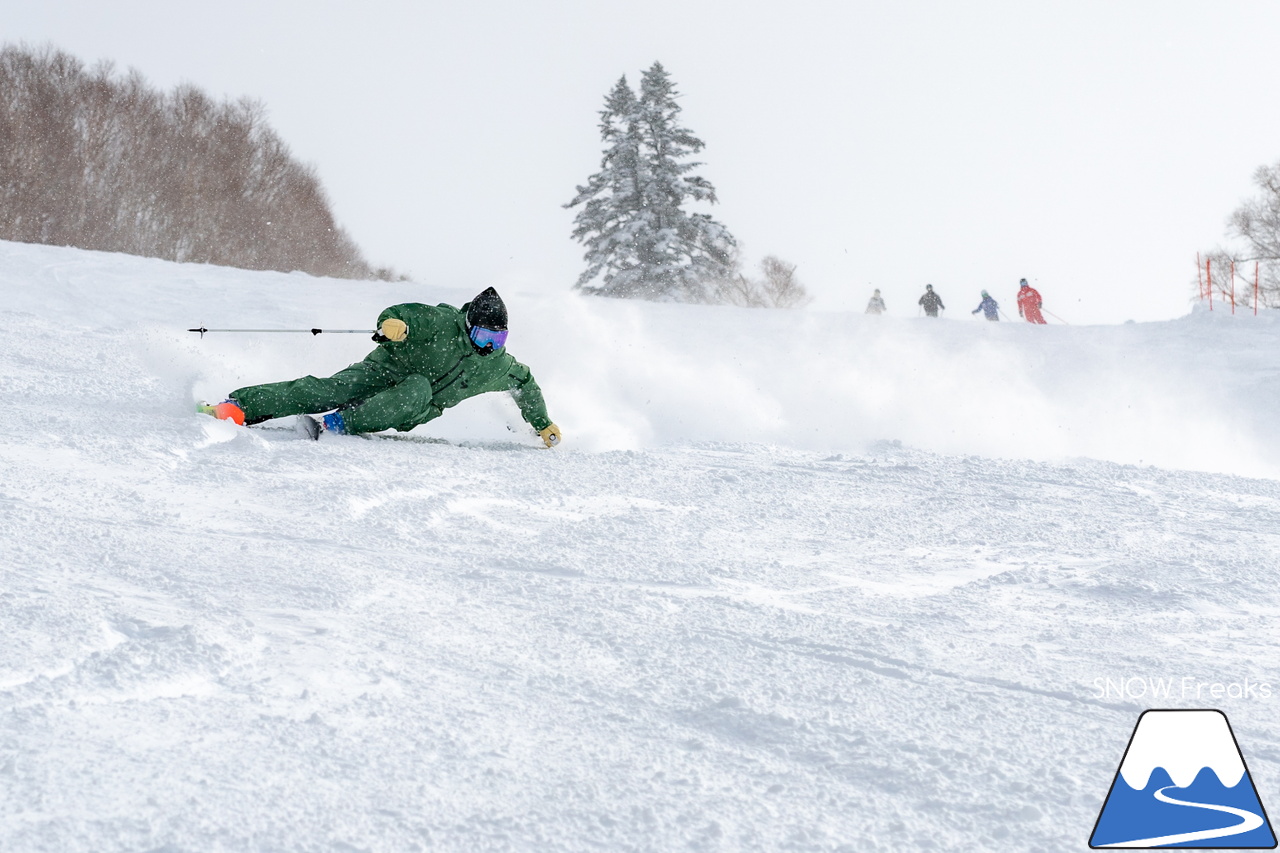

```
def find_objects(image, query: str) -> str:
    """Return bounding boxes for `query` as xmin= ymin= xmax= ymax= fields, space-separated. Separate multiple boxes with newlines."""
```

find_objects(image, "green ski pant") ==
xmin=230 ymin=360 xmax=442 ymax=434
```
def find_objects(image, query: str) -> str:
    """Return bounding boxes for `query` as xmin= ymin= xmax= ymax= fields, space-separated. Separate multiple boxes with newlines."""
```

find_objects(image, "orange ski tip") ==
xmin=213 ymin=401 xmax=245 ymax=425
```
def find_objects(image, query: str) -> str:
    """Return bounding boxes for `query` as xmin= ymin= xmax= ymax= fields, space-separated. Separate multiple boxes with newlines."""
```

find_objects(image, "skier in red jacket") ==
xmin=1016 ymin=279 xmax=1046 ymax=324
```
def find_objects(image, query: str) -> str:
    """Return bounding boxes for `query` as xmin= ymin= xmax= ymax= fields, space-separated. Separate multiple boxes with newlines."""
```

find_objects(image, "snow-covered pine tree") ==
xmin=565 ymin=76 xmax=645 ymax=297
xmin=566 ymin=63 xmax=736 ymax=301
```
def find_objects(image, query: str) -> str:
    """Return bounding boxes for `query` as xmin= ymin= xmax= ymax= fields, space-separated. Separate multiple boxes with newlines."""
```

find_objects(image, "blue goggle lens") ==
xmin=469 ymin=325 xmax=508 ymax=349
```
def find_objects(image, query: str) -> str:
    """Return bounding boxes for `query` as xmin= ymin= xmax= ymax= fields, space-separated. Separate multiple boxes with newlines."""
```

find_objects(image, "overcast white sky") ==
xmin=9 ymin=1 xmax=1280 ymax=322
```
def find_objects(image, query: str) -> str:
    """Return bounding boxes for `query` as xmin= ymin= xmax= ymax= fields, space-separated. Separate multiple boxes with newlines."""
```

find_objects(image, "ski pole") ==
xmin=1041 ymin=310 xmax=1071 ymax=325
xmin=188 ymin=327 xmax=374 ymax=338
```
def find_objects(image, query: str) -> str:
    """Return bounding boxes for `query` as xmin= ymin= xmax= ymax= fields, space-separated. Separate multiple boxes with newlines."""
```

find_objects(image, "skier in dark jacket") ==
xmin=918 ymin=284 xmax=945 ymax=317
xmin=972 ymin=290 xmax=1000 ymax=321
xmin=199 ymin=287 xmax=561 ymax=446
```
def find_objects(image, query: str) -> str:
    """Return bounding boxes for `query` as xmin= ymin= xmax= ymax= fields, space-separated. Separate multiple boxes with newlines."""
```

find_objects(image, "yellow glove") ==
xmin=538 ymin=424 xmax=561 ymax=448
xmin=378 ymin=318 xmax=408 ymax=342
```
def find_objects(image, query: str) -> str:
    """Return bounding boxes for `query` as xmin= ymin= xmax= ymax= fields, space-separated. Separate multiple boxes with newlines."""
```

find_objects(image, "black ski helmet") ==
xmin=466 ymin=287 xmax=508 ymax=330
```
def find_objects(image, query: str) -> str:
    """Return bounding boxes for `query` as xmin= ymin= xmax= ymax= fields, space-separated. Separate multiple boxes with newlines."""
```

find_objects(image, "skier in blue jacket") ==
xmin=972 ymin=290 xmax=1000 ymax=321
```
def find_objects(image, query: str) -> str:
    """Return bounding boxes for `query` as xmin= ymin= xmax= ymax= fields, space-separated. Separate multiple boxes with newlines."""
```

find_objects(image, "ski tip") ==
xmin=197 ymin=400 xmax=245 ymax=426
xmin=213 ymin=401 xmax=246 ymax=426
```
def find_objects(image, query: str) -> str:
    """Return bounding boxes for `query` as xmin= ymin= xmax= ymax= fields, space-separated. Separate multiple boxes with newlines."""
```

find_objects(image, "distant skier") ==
xmin=971 ymin=290 xmax=1000 ymax=321
xmin=199 ymin=287 xmax=562 ymax=446
xmin=918 ymin=284 xmax=945 ymax=317
xmin=1016 ymin=279 xmax=1046 ymax=324
xmin=866 ymin=289 xmax=886 ymax=315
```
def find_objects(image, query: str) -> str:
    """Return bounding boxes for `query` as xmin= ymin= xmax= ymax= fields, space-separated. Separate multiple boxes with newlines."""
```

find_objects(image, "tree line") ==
xmin=0 ymin=44 xmax=389 ymax=279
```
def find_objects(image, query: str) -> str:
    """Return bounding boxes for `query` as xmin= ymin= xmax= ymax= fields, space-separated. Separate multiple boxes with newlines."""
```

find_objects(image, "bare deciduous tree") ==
xmin=757 ymin=256 xmax=811 ymax=308
xmin=712 ymin=254 xmax=811 ymax=309
xmin=0 ymin=43 xmax=394 ymax=280
xmin=1228 ymin=161 xmax=1280 ymax=307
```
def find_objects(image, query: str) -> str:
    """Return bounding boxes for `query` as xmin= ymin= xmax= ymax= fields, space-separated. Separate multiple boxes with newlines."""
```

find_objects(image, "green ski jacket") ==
xmin=367 ymin=301 xmax=551 ymax=430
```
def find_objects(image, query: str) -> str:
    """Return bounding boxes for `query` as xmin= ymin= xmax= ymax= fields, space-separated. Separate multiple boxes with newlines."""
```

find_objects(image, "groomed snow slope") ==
xmin=2 ymin=240 xmax=1280 ymax=852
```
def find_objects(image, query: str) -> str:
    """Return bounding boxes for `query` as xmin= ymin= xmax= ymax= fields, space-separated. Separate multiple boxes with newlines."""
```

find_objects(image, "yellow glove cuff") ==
xmin=539 ymin=424 xmax=561 ymax=448
xmin=379 ymin=318 xmax=408 ymax=342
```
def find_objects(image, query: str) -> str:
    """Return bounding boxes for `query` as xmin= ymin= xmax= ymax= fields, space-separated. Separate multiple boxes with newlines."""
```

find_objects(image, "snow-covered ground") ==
xmin=2 ymin=240 xmax=1280 ymax=852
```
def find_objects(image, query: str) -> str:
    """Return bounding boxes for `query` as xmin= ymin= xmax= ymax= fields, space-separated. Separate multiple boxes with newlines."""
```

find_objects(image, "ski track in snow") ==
xmin=2 ymin=242 xmax=1280 ymax=851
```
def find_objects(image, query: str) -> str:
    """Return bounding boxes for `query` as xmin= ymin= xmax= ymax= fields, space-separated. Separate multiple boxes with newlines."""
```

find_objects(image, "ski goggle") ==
xmin=469 ymin=325 xmax=508 ymax=350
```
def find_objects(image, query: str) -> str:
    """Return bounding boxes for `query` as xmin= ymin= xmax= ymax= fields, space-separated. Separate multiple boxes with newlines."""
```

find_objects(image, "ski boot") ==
xmin=295 ymin=411 xmax=346 ymax=441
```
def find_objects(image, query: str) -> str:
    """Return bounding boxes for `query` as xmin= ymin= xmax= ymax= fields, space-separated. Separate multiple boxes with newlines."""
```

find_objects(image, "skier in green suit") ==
xmin=200 ymin=287 xmax=561 ymax=447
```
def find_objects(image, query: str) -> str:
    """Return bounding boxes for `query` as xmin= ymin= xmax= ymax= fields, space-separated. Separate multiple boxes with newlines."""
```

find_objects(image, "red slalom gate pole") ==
xmin=1207 ymin=257 xmax=1213 ymax=310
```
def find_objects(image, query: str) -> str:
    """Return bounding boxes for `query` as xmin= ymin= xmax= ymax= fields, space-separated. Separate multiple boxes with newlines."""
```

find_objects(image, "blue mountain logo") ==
xmin=1091 ymin=709 xmax=1276 ymax=848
